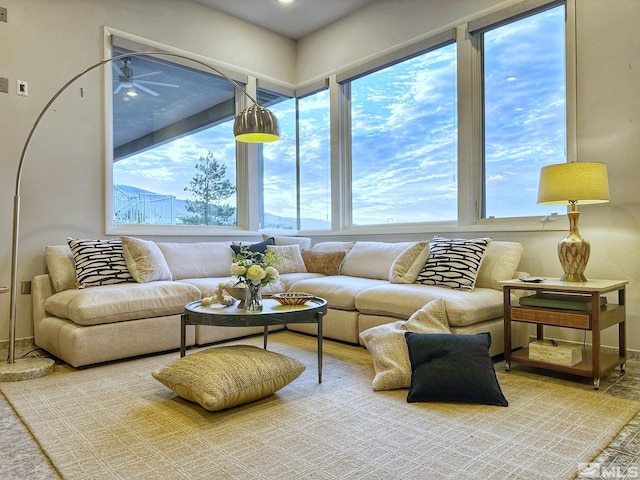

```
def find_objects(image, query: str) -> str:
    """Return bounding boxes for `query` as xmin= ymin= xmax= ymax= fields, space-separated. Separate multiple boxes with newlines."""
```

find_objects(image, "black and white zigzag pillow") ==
xmin=415 ymin=236 xmax=491 ymax=291
xmin=67 ymin=238 xmax=134 ymax=288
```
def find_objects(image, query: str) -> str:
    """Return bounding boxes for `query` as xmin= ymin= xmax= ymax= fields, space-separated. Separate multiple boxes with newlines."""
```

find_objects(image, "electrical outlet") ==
xmin=0 ymin=77 xmax=8 ymax=93
xmin=0 ymin=7 xmax=7 ymax=23
xmin=17 ymin=80 xmax=28 ymax=96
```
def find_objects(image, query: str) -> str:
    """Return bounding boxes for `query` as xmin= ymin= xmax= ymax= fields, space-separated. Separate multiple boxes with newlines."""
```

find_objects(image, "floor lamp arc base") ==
xmin=0 ymin=357 xmax=55 ymax=382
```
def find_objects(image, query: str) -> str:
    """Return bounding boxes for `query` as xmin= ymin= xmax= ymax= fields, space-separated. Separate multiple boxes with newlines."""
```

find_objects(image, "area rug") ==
xmin=2 ymin=332 xmax=638 ymax=480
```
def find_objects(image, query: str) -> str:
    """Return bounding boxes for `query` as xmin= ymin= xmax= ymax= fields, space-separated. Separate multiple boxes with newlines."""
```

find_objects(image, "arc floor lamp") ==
xmin=0 ymin=51 xmax=279 ymax=381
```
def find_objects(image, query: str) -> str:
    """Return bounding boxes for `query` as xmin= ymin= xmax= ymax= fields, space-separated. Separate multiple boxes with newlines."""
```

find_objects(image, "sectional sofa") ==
xmin=32 ymin=235 xmax=528 ymax=367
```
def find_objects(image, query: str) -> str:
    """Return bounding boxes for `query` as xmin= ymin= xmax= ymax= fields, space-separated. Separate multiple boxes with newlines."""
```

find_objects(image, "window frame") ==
xmin=339 ymin=40 xmax=459 ymax=229
xmin=257 ymin=81 xmax=332 ymax=234
xmin=104 ymin=27 xmax=257 ymax=238
xmin=103 ymin=0 xmax=573 ymax=238
xmin=329 ymin=0 xmax=570 ymax=237
xmin=464 ymin=0 xmax=570 ymax=232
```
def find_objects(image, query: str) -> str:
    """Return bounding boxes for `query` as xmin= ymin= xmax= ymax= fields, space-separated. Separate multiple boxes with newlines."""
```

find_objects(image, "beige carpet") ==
xmin=2 ymin=332 xmax=638 ymax=480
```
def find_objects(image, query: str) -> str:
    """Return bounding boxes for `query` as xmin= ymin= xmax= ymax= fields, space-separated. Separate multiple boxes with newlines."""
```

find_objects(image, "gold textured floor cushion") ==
xmin=152 ymin=346 xmax=306 ymax=411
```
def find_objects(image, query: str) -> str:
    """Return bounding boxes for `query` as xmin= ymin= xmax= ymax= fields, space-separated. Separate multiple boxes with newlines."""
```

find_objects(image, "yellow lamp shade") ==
xmin=536 ymin=161 xmax=610 ymax=282
xmin=537 ymin=162 xmax=610 ymax=205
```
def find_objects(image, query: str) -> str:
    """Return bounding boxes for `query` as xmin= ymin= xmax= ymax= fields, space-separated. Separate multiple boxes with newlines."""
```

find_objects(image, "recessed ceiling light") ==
xmin=277 ymin=0 xmax=295 ymax=4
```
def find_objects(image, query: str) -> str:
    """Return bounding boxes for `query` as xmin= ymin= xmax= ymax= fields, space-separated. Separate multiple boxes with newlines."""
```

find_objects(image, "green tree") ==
xmin=181 ymin=151 xmax=236 ymax=225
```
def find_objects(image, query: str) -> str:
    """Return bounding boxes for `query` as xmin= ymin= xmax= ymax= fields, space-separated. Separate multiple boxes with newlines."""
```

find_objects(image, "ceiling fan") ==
xmin=113 ymin=57 xmax=180 ymax=97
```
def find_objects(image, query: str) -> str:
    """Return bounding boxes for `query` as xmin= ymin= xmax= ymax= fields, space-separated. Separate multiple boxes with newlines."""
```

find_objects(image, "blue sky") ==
xmin=113 ymin=5 xmax=565 ymax=226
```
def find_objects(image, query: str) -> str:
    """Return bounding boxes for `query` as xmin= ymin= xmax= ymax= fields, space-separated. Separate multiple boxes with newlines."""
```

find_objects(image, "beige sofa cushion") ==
xmin=289 ymin=276 xmax=386 ymax=310
xmin=45 ymin=281 xmax=200 ymax=326
xmin=157 ymin=242 xmax=232 ymax=280
xmin=355 ymin=283 xmax=504 ymax=327
xmin=341 ymin=241 xmax=413 ymax=280
xmin=278 ymin=272 xmax=325 ymax=290
xmin=262 ymin=234 xmax=312 ymax=251
xmin=311 ymin=241 xmax=355 ymax=253
xmin=476 ymin=241 xmax=524 ymax=290
xmin=178 ymin=277 xmax=287 ymax=298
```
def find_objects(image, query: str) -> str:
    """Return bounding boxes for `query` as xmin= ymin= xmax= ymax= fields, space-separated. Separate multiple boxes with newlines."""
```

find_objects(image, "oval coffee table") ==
xmin=181 ymin=297 xmax=328 ymax=382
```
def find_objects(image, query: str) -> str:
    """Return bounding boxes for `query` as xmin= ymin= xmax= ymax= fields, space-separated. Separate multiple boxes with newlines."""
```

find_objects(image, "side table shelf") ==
xmin=501 ymin=278 xmax=628 ymax=389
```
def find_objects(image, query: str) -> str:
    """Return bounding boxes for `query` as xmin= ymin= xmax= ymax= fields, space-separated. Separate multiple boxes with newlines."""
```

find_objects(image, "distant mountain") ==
xmin=114 ymin=185 xmax=330 ymax=229
xmin=262 ymin=213 xmax=330 ymax=231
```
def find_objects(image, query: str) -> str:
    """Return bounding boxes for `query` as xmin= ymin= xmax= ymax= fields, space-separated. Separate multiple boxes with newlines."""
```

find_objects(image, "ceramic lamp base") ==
xmin=558 ymin=210 xmax=590 ymax=282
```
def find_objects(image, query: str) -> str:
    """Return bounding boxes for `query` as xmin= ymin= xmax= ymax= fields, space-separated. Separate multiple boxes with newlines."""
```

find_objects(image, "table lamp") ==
xmin=1 ymin=51 xmax=279 ymax=382
xmin=537 ymin=162 xmax=610 ymax=282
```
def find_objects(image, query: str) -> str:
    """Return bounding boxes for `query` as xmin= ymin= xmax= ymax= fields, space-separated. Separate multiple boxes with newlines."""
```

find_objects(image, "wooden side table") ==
xmin=501 ymin=278 xmax=628 ymax=389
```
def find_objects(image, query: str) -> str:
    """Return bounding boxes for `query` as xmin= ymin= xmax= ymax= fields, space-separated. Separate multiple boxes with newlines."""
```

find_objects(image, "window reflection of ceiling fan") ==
xmin=113 ymin=58 xmax=180 ymax=97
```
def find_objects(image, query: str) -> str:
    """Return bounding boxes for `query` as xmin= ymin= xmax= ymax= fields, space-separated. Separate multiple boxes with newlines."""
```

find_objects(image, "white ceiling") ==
xmin=195 ymin=0 xmax=379 ymax=40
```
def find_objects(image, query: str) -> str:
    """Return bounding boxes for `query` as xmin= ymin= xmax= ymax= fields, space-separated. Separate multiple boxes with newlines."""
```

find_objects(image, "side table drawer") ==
xmin=511 ymin=306 xmax=590 ymax=329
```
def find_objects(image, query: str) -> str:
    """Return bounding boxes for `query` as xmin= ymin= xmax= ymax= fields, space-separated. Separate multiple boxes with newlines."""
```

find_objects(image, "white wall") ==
xmin=0 ymin=0 xmax=295 ymax=341
xmin=1 ymin=0 xmax=639 ymax=354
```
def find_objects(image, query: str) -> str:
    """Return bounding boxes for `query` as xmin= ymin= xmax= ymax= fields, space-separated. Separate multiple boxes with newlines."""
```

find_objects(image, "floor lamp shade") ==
xmin=234 ymin=104 xmax=280 ymax=143
xmin=537 ymin=162 xmax=610 ymax=282
xmin=2 ymin=51 xmax=279 ymax=382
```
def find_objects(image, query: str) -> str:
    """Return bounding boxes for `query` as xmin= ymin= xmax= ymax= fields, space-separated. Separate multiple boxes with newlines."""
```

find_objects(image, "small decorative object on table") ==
xmin=273 ymin=292 xmax=315 ymax=306
xmin=231 ymin=246 xmax=280 ymax=312
xmin=529 ymin=339 xmax=582 ymax=366
xmin=224 ymin=286 xmax=247 ymax=308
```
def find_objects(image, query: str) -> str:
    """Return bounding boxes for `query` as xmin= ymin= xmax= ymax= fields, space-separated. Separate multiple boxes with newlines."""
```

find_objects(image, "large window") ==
xmin=298 ymin=89 xmax=331 ymax=230
xmin=349 ymin=43 xmax=457 ymax=226
xmin=482 ymin=4 xmax=566 ymax=218
xmin=258 ymin=87 xmax=331 ymax=231
xmin=108 ymin=1 xmax=567 ymax=235
xmin=258 ymin=90 xmax=297 ymax=229
xmin=111 ymin=44 xmax=238 ymax=227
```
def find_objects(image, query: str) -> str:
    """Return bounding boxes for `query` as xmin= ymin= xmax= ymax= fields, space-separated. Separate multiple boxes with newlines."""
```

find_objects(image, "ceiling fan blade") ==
xmin=112 ymin=63 xmax=125 ymax=77
xmin=113 ymin=84 xmax=125 ymax=95
xmin=132 ymin=71 xmax=162 ymax=80
xmin=134 ymin=82 xmax=159 ymax=96
xmin=136 ymin=80 xmax=180 ymax=88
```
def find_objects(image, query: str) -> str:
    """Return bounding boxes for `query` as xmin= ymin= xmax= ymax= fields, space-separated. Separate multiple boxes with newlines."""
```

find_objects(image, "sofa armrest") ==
xmin=32 ymin=274 xmax=54 ymax=326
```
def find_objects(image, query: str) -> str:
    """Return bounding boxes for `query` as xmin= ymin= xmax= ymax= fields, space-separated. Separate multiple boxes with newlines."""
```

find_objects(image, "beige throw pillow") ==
xmin=359 ymin=299 xmax=450 ymax=391
xmin=152 ymin=345 xmax=306 ymax=411
xmin=45 ymin=245 xmax=77 ymax=292
xmin=121 ymin=236 xmax=172 ymax=283
xmin=389 ymin=241 xmax=430 ymax=284
xmin=340 ymin=241 xmax=413 ymax=280
xmin=476 ymin=241 xmax=524 ymax=290
xmin=267 ymin=244 xmax=307 ymax=274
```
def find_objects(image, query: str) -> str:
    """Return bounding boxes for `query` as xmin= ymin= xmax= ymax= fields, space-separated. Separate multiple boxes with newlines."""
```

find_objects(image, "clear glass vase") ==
xmin=245 ymin=283 xmax=263 ymax=312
